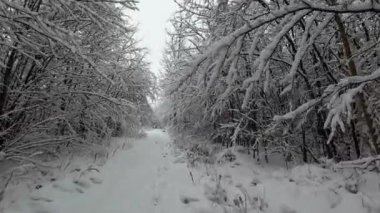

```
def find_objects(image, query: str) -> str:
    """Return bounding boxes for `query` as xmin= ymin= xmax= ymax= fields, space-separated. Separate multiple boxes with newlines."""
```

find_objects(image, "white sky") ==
xmin=129 ymin=0 xmax=177 ymax=77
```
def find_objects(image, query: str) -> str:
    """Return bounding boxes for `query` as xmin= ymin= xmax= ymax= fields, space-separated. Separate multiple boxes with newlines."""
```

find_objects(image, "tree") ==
xmin=163 ymin=0 xmax=380 ymax=163
xmin=0 ymin=0 xmax=154 ymax=164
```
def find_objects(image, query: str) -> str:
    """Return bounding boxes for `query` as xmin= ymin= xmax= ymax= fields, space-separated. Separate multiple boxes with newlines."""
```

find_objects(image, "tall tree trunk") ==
xmin=334 ymin=14 xmax=379 ymax=155
xmin=0 ymin=49 xmax=17 ymax=117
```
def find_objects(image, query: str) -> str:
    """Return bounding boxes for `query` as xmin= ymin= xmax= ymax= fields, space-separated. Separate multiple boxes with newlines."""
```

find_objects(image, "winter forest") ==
xmin=1 ymin=0 xmax=380 ymax=213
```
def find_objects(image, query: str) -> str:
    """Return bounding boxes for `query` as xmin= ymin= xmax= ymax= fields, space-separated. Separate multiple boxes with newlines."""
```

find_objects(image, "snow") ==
xmin=191 ymin=147 xmax=380 ymax=213
xmin=339 ymin=67 xmax=380 ymax=86
xmin=274 ymin=99 xmax=319 ymax=121
xmin=324 ymin=84 xmax=366 ymax=144
xmin=2 ymin=130 xmax=217 ymax=213
xmin=302 ymin=0 xmax=380 ymax=13
xmin=242 ymin=10 xmax=310 ymax=108
xmin=2 ymin=129 xmax=380 ymax=213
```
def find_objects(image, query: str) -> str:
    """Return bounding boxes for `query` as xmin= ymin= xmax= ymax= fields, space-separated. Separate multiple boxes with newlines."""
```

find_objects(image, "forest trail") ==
xmin=5 ymin=129 xmax=211 ymax=213
xmin=4 ymin=129 xmax=380 ymax=213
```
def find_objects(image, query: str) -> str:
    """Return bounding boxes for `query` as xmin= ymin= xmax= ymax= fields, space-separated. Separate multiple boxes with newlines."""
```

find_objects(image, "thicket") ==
xmin=0 ymin=0 xmax=154 ymax=165
xmin=162 ymin=0 xmax=380 ymax=166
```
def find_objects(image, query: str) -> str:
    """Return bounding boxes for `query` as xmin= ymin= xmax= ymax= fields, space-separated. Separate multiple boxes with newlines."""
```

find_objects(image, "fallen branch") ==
xmin=335 ymin=155 xmax=380 ymax=170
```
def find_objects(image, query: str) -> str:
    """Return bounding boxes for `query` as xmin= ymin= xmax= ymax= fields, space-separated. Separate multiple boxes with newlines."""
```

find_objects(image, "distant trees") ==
xmin=0 ymin=1 xmax=154 ymax=162
xmin=163 ymin=0 xmax=380 ymax=163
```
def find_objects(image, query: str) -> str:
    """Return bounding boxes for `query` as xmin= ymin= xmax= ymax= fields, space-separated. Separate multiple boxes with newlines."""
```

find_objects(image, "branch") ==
xmin=336 ymin=155 xmax=380 ymax=169
xmin=274 ymin=67 xmax=380 ymax=122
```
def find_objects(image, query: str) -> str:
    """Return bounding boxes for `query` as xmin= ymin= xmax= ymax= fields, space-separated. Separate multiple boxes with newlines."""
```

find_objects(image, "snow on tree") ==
xmin=0 ymin=0 xmax=154 ymax=165
xmin=162 ymin=0 xmax=380 ymax=163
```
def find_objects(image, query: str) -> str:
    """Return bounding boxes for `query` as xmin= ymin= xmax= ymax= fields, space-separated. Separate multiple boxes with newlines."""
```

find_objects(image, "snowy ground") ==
xmin=2 ymin=129 xmax=380 ymax=213
xmin=3 ymin=129 xmax=214 ymax=213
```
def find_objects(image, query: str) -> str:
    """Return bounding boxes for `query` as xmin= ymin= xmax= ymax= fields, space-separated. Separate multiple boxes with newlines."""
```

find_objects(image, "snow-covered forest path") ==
xmin=5 ymin=129 xmax=380 ymax=213
xmin=6 ymin=129 xmax=209 ymax=213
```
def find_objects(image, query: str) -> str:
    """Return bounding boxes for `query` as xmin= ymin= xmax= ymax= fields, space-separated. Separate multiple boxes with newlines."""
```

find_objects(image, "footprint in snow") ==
xmin=30 ymin=196 xmax=53 ymax=203
xmin=180 ymin=195 xmax=200 ymax=204
xmin=75 ymin=188 xmax=85 ymax=193
xmin=89 ymin=177 xmax=103 ymax=184
xmin=73 ymin=179 xmax=91 ymax=189
xmin=53 ymin=183 xmax=76 ymax=193
xmin=327 ymin=189 xmax=342 ymax=209
xmin=52 ymin=181 xmax=89 ymax=194
xmin=153 ymin=196 xmax=160 ymax=206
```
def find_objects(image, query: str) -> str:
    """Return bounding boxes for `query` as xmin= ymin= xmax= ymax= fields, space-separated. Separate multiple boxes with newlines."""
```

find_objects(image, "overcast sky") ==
xmin=130 ymin=0 xmax=177 ymax=77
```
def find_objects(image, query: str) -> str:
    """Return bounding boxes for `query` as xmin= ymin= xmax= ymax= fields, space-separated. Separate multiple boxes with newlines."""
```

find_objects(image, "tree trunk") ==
xmin=0 ymin=49 xmax=17 ymax=117
xmin=350 ymin=120 xmax=361 ymax=158
xmin=302 ymin=129 xmax=308 ymax=163
xmin=334 ymin=14 xmax=379 ymax=155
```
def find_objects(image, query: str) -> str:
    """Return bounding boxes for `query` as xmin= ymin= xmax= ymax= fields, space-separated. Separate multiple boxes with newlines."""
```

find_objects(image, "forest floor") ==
xmin=2 ymin=129 xmax=380 ymax=213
